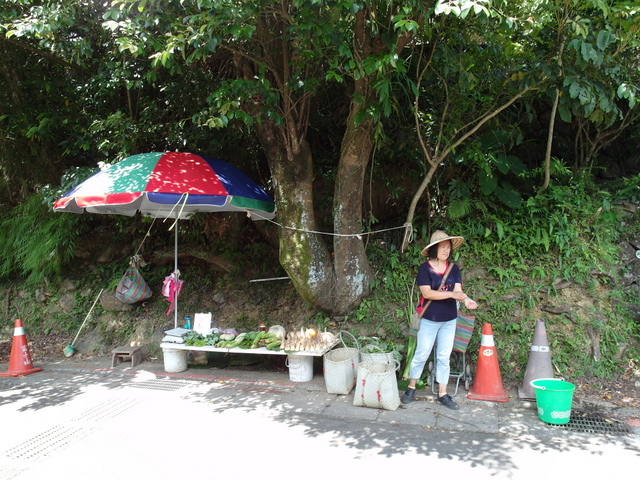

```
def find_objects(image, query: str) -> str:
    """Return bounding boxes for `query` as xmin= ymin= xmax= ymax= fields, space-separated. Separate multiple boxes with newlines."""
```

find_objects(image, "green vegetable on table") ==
xmin=191 ymin=330 xmax=281 ymax=349
xmin=251 ymin=331 xmax=265 ymax=348
xmin=183 ymin=331 xmax=204 ymax=346
xmin=243 ymin=331 xmax=259 ymax=342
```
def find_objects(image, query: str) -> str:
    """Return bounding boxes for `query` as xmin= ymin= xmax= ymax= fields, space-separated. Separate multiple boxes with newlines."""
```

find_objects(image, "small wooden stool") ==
xmin=111 ymin=346 xmax=142 ymax=368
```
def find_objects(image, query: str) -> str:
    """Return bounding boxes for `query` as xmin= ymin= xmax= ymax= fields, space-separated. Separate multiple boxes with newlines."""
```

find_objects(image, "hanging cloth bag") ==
xmin=115 ymin=255 xmax=153 ymax=304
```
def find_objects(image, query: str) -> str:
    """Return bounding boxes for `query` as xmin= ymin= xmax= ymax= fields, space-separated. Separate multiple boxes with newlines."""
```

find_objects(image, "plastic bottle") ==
xmin=184 ymin=316 xmax=192 ymax=329
xmin=259 ymin=322 xmax=267 ymax=332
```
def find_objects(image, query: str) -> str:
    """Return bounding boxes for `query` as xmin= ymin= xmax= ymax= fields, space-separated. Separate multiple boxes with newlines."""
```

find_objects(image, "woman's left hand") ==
xmin=464 ymin=297 xmax=478 ymax=310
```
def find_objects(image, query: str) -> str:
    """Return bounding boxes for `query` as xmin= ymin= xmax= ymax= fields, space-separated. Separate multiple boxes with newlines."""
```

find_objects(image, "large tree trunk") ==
xmin=332 ymin=87 xmax=375 ymax=313
xmin=255 ymin=120 xmax=337 ymax=312
xmin=329 ymin=5 xmax=390 ymax=313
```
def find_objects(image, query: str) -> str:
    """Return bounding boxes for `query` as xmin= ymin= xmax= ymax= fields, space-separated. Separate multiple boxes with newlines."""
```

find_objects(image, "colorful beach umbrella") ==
xmin=54 ymin=152 xmax=276 ymax=327
xmin=53 ymin=152 xmax=276 ymax=220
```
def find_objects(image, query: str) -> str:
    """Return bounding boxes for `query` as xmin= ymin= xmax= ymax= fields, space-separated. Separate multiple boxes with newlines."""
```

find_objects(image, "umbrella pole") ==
xmin=174 ymin=220 xmax=179 ymax=329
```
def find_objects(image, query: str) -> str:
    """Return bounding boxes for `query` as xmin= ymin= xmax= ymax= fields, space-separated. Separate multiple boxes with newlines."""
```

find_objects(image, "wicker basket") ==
xmin=323 ymin=331 xmax=360 ymax=394
xmin=353 ymin=360 xmax=401 ymax=411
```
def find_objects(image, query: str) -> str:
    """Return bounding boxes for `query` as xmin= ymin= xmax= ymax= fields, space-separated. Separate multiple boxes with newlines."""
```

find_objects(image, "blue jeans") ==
xmin=409 ymin=317 xmax=457 ymax=384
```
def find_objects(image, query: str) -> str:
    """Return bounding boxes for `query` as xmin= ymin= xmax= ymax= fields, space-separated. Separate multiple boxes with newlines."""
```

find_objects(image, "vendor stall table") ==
xmin=160 ymin=339 xmax=339 ymax=382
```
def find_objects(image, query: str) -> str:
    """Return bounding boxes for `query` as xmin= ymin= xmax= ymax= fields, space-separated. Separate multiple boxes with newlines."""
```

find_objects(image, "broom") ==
xmin=63 ymin=288 xmax=104 ymax=357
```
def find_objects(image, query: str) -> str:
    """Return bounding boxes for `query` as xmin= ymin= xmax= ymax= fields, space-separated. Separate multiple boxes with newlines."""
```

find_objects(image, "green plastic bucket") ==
xmin=530 ymin=378 xmax=575 ymax=425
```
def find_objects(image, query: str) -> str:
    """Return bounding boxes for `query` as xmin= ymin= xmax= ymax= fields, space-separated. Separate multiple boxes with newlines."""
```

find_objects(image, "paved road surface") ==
xmin=1 ymin=360 xmax=638 ymax=479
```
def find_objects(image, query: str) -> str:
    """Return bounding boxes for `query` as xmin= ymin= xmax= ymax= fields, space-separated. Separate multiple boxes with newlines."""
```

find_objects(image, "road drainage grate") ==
xmin=125 ymin=378 xmax=194 ymax=391
xmin=550 ymin=412 xmax=633 ymax=436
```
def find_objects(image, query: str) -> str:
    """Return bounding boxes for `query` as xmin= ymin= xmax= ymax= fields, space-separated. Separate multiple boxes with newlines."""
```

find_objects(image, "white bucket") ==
xmin=286 ymin=354 xmax=313 ymax=382
xmin=163 ymin=348 xmax=188 ymax=373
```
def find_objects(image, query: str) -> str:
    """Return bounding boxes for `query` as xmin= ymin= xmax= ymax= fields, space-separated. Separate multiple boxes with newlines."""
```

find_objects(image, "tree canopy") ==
xmin=1 ymin=0 xmax=639 ymax=313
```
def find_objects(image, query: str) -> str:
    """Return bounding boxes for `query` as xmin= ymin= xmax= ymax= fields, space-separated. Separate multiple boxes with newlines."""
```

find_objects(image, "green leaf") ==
xmin=617 ymin=83 xmax=629 ymax=98
xmin=494 ymin=183 xmax=522 ymax=208
xmin=160 ymin=51 xmax=172 ymax=67
xmin=569 ymin=80 xmax=581 ymax=99
xmin=596 ymin=30 xmax=616 ymax=50
xmin=493 ymin=154 xmax=511 ymax=174
xmin=558 ymin=102 xmax=573 ymax=123
xmin=504 ymin=154 xmax=528 ymax=176
xmin=581 ymin=42 xmax=595 ymax=62
xmin=479 ymin=171 xmax=497 ymax=195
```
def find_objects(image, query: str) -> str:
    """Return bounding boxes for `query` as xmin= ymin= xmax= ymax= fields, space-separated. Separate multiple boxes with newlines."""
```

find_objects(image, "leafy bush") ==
xmin=0 ymin=193 xmax=84 ymax=284
xmin=0 ymin=166 xmax=103 ymax=284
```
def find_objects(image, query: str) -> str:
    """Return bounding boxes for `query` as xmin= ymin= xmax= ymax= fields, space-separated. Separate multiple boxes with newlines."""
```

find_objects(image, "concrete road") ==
xmin=0 ymin=361 xmax=638 ymax=480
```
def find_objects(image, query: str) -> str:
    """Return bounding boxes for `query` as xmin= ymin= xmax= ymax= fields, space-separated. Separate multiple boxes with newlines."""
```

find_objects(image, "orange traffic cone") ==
xmin=467 ymin=323 xmax=508 ymax=403
xmin=0 ymin=319 xmax=42 ymax=377
xmin=518 ymin=319 xmax=554 ymax=400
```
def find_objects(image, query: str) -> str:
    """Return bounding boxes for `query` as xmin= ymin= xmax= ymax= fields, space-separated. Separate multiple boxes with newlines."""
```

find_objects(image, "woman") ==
xmin=401 ymin=230 xmax=477 ymax=410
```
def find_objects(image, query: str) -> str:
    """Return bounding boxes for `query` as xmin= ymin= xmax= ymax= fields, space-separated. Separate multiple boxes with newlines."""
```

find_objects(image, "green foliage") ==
xmin=448 ymin=136 xmax=531 ymax=212
xmin=0 ymin=191 xmax=85 ymax=284
xmin=446 ymin=173 xmax=622 ymax=283
xmin=358 ymin=336 xmax=402 ymax=363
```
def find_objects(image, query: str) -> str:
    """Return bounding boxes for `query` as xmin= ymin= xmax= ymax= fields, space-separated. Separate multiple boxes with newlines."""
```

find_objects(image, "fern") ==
xmin=0 ymin=193 xmax=83 ymax=284
xmin=447 ymin=197 xmax=473 ymax=219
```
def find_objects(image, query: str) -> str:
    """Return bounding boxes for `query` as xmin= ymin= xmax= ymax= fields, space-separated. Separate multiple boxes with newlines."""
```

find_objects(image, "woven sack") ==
xmin=115 ymin=265 xmax=152 ymax=304
xmin=453 ymin=310 xmax=476 ymax=353
xmin=323 ymin=331 xmax=359 ymax=394
xmin=353 ymin=361 xmax=401 ymax=411
xmin=323 ymin=347 xmax=359 ymax=394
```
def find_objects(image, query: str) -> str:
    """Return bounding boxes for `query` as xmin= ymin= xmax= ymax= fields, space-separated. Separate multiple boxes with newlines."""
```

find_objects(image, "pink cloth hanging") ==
xmin=162 ymin=272 xmax=184 ymax=315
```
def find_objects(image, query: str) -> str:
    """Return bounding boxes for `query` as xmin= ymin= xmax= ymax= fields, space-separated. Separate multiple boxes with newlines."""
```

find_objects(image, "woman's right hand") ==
xmin=451 ymin=291 xmax=467 ymax=301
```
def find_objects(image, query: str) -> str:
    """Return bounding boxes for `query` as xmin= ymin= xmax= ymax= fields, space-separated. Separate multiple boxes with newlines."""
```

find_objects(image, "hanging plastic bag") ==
xmin=115 ymin=256 xmax=152 ymax=304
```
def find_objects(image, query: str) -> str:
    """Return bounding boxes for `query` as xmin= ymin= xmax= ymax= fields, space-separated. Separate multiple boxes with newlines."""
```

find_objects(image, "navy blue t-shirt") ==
xmin=416 ymin=261 xmax=462 ymax=322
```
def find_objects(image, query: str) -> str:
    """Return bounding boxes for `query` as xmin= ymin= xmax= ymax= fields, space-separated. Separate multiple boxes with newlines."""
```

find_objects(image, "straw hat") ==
xmin=420 ymin=230 xmax=464 ymax=257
